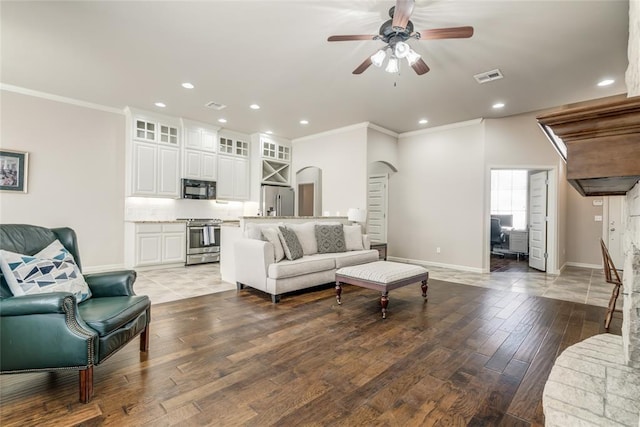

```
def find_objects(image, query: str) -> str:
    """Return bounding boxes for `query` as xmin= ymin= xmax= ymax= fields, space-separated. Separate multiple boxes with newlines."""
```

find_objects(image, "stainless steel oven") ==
xmin=180 ymin=219 xmax=221 ymax=265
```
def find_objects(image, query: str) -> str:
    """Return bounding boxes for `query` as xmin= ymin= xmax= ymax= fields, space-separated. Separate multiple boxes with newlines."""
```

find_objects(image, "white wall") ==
xmin=0 ymin=90 xmax=126 ymax=269
xmin=292 ymin=124 xmax=367 ymax=215
xmin=367 ymin=127 xmax=398 ymax=172
xmin=391 ymin=121 xmax=486 ymax=270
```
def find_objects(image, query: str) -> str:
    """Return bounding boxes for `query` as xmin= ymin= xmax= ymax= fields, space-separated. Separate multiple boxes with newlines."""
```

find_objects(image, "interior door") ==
xmin=528 ymin=171 xmax=548 ymax=271
xmin=298 ymin=183 xmax=314 ymax=216
xmin=367 ymin=175 xmax=388 ymax=243
xmin=606 ymin=196 xmax=626 ymax=268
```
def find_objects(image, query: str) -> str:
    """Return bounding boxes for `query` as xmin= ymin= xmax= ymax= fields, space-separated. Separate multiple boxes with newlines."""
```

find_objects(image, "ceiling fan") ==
xmin=327 ymin=0 xmax=474 ymax=75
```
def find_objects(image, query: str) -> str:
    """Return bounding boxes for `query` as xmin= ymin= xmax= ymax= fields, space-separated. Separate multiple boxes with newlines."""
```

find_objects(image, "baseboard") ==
xmin=565 ymin=261 xmax=602 ymax=270
xmin=387 ymin=256 xmax=484 ymax=274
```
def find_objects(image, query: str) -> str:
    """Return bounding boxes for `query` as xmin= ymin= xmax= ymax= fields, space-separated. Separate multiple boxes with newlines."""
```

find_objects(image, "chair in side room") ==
xmin=0 ymin=224 xmax=151 ymax=403
xmin=490 ymin=217 xmax=506 ymax=257
xmin=600 ymin=238 xmax=623 ymax=330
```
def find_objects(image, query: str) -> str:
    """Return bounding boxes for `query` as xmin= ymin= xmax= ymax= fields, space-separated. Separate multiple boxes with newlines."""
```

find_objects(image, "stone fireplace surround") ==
xmin=543 ymin=2 xmax=640 ymax=425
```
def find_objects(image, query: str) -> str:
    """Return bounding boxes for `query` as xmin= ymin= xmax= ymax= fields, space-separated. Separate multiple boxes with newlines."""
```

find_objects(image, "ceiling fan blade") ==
xmin=353 ymin=57 xmax=373 ymax=74
xmin=418 ymin=26 xmax=474 ymax=40
xmin=392 ymin=0 xmax=415 ymax=29
xmin=411 ymin=58 xmax=430 ymax=75
xmin=328 ymin=35 xmax=377 ymax=42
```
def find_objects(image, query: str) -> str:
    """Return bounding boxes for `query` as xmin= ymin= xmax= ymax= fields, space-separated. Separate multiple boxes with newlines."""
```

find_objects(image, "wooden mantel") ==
xmin=537 ymin=96 xmax=640 ymax=196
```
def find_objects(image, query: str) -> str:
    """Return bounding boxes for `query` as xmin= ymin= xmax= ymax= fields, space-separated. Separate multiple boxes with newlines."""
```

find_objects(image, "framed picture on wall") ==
xmin=0 ymin=149 xmax=29 ymax=193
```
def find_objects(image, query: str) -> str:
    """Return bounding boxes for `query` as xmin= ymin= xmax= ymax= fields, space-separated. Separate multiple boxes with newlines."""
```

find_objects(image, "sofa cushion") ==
xmin=315 ymin=224 xmax=346 ymax=254
xmin=261 ymin=228 xmax=285 ymax=262
xmin=0 ymin=240 xmax=92 ymax=303
xmin=343 ymin=224 xmax=364 ymax=251
xmin=278 ymin=226 xmax=304 ymax=260
xmin=78 ymin=295 xmax=150 ymax=336
xmin=245 ymin=222 xmax=282 ymax=240
xmin=288 ymin=222 xmax=318 ymax=255
xmin=268 ymin=256 xmax=335 ymax=279
xmin=333 ymin=250 xmax=379 ymax=269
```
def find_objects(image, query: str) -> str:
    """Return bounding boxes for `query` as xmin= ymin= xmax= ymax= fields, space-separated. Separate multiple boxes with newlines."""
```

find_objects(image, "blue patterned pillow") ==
xmin=0 ymin=240 xmax=92 ymax=302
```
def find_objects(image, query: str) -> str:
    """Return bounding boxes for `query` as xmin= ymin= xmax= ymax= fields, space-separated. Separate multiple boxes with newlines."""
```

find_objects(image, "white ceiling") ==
xmin=1 ymin=1 xmax=630 ymax=140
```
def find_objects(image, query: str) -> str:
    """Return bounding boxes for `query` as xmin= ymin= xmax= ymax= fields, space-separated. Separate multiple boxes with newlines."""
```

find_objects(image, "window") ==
xmin=491 ymin=170 xmax=528 ymax=229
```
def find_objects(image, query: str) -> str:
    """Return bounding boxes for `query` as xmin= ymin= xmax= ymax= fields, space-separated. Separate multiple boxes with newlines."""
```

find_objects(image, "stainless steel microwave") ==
xmin=182 ymin=179 xmax=216 ymax=200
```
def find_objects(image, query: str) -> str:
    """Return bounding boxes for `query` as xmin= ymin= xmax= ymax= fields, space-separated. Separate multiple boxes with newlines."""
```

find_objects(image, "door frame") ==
xmin=602 ymin=196 xmax=626 ymax=268
xmin=485 ymin=165 xmax=558 ymax=274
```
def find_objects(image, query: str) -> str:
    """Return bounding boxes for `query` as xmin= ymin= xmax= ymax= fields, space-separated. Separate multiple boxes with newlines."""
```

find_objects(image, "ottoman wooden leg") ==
xmin=421 ymin=279 xmax=428 ymax=299
xmin=335 ymin=281 xmax=342 ymax=305
xmin=381 ymin=292 xmax=389 ymax=319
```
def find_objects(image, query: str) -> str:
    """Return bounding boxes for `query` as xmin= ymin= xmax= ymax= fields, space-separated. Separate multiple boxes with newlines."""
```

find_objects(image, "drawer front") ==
xmin=162 ymin=223 xmax=186 ymax=233
xmin=137 ymin=223 xmax=163 ymax=233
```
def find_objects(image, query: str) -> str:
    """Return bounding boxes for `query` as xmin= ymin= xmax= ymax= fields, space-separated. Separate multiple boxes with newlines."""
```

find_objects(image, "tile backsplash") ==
xmin=125 ymin=197 xmax=247 ymax=221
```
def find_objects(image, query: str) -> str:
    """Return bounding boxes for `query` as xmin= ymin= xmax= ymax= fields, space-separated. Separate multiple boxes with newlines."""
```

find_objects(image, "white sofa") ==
xmin=234 ymin=221 xmax=379 ymax=303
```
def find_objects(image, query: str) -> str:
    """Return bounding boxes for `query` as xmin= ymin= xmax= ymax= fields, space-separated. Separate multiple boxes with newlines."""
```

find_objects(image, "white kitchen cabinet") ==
xmin=183 ymin=149 xmax=217 ymax=181
xmin=131 ymin=142 xmax=180 ymax=198
xmin=185 ymin=125 xmax=217 ymax=152
xmin=127 ymin=108 xmax=182 ymax=198
xmin=217 ymin=155 xmax=249 ymax=200
xmin=134 ymin=223 xmax=185 ymax=267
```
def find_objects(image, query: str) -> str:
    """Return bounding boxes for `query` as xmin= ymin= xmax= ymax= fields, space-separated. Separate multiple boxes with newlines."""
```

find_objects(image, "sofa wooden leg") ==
xmin=140 ymin=324 xmax=150 ymax=352
xmin=271 ymin=294 xmax=280 ymax=303
xmin=236 ymin=282 xmax=244 ymax=290
xmin=79 ymin=366 xmax=93 ymax=403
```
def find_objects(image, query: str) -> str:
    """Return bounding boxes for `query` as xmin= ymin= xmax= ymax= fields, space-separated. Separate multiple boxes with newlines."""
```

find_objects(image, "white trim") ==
xmin=293 ymin=122 xmax=397 ymax=143
xmin=399 ymin=118 xmax=484 ymax=138
xmin=367 ymin=123 xmax=399 ymax=138
xmin=388 ymin=256 xmax=484 ymax=274
xmin=1 ymin=83 xmax=124 ymax=115
xmin=565 ymin=261 xmax=602 ymax=270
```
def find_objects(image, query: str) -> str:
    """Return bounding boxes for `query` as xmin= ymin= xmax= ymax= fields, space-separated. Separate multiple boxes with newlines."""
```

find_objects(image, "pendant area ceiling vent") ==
xmin=473 ymin=69 xmax=504 ymax=84
xmin=204 ymin=101 xmax=227 ymax=110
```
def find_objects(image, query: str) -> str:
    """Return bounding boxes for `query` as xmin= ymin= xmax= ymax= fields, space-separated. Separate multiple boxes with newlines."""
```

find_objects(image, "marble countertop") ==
xmin=240 ymin=216 xmax=347 ymax=219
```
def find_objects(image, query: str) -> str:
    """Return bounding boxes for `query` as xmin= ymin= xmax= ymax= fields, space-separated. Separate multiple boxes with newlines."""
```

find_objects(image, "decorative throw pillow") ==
xmin=343 ymin=224 xmax=364 ymax=251
xmin=288 ymin=222 xmax=318 ymax=255
xmin=315 ymin=224 xmax=346 ymax=254
xmin=0 ymin=240 xmax=92 ymax=302
xmin=261 ymin=227 xmax=285 ymax=263
xmin=277 ymin=226 xmax=304 ymax=260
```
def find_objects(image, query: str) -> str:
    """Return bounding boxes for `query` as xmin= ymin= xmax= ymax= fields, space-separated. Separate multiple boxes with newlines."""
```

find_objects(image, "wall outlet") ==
xmin=594 ymin=215 xmax=603 ymax=222
xmin=436 ymin=247 xmax=441 ymax=254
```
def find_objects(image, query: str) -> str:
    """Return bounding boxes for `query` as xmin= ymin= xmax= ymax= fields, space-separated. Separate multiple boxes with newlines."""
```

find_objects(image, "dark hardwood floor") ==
xmin=490 ymin=254 xmax=540 ymax=273
xmin=0 ymin=280 xmax=621 ymax=426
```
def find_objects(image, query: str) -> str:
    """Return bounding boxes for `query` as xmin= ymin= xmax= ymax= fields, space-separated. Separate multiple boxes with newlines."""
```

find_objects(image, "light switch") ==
xmin=595 ymin=215 xmax=603 ymax=222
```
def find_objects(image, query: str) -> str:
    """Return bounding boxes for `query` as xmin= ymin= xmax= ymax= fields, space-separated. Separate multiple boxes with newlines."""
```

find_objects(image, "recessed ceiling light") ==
xmin=299 ymin=119 xmax=309 ymax=125
xmin=218 ymin=118 xmax=227 ymax=123
xmin=597 ymin=79 xmax=615 ymax=87
xmin=250 ymin=104 xmax=260 ymax=110
xmin=154 ymin=102 xmax=166 ymax=108
xmin=181 ymin=82 xmax=194 ymax=89
xmin=265 ymin=130 xmax=273 ymax=135
xmin=492 ymin=102 xmax=505 ymax=109
xmin=418 ymin=119 xmax=428 ymax=125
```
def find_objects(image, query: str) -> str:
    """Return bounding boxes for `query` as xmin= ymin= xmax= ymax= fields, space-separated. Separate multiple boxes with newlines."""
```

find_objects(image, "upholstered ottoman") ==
xmin=335 ymin=261 xmax=428 ymax=318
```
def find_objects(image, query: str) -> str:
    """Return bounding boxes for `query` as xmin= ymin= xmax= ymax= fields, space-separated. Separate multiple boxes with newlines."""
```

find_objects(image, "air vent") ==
xmin=473 ymin=69 xmax=504 ymax=84
xmin=204 ymin=101 xmax=227 ymax=110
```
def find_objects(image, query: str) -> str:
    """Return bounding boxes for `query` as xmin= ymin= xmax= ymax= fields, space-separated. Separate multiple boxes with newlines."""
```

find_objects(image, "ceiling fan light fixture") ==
xmin=371 ymin=49 xmax=387 ymax=68
xmin=405 ymin=48 xmax=421 ymax=66
xmin=394 ymin=41 xmax=410 ymax=59
xmin=385 ymin=56 xmax=399 ymax=73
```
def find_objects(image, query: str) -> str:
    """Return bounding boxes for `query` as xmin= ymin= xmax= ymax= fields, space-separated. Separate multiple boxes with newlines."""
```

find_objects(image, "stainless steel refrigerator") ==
xmin=261 ymin=185 xmax=295 ymax=216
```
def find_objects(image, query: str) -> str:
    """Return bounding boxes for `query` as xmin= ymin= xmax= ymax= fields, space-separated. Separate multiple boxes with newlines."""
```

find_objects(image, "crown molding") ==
xmin=399 ymin=118 xmax=484 ymax=138
xmin=0 ymin=83 xmax=124 ymax=115
xmin=293 ymin=122 xmax=397 ymax=143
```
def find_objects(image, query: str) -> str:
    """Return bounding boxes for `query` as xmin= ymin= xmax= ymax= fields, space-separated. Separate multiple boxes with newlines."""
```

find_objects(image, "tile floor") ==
xmin=135 ymin=261 xmax=616 ymax=309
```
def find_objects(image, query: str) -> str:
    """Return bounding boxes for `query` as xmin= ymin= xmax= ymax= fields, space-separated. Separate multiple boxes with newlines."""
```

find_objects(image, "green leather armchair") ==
xmin=0 ymin=224 xmax=151 ymax=403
